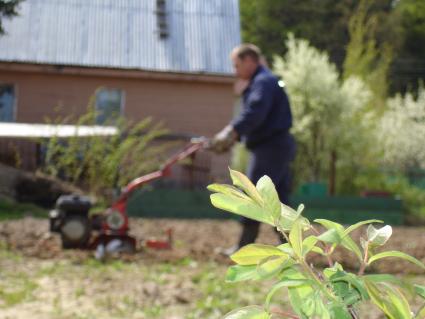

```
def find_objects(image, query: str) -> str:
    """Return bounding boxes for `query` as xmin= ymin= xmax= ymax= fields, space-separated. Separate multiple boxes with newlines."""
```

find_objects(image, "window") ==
xmin=0 ymin=84 xmax=15 ymax=122
xmin=156 ymin=0 xmax=168 ymax=39
xmin=95 ymin=88 xmax=124 ymax=125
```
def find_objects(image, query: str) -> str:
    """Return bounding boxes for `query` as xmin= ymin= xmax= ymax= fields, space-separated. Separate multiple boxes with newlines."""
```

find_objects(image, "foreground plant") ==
xmin=208 ymin=169 xmax=425 ymax=319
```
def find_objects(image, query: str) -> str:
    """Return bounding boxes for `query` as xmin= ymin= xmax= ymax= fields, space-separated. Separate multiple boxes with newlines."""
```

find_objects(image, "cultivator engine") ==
xmin=49 ymin=194 xmax=92 ymax=248
xmin=49 ymin=138 xmax=208 ymax=254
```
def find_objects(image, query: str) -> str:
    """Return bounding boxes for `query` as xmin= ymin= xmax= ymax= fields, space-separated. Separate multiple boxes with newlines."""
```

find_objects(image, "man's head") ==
xmin=231 ymin=44 xmax=261 ymax=80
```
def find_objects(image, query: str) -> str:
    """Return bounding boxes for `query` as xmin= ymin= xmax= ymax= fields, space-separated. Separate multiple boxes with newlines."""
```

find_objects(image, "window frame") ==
xmin=0 ymin=83 xmax=17 ymax=122
xmin=94 ymin=87 xmax=126 ymax=125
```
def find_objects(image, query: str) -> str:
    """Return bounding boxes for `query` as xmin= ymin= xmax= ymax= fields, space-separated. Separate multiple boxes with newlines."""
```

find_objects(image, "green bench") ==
xmin=127 ymin=188 xmax=404 ymax=225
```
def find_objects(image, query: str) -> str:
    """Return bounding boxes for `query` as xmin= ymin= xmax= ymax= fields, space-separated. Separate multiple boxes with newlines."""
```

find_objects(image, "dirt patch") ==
xmin=0 ymin=217 xmax=424 ymax=274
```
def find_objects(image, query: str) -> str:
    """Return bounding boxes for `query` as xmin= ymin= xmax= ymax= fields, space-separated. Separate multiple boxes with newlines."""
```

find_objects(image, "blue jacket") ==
xmin=231 ymin=66 xmax=293 ymax=150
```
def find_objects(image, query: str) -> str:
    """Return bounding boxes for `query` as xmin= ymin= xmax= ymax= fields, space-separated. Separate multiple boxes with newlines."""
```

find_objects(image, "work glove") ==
xmin=210 ymin=125 xmax=237 ymax=154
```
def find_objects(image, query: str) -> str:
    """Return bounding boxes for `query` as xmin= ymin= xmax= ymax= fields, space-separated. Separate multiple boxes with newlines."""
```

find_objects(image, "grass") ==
xmin=0 ymin=241 xmax=285 ymax=318
xmin=0 ymin=241 xmax=423 ymax=318
xmin=0 ymin=273 xmax=38 ymax=307
xmin=0 ymin=212 xmax=423 ymax=318
xmin=0 ymin=197 xmax=47 ymax=221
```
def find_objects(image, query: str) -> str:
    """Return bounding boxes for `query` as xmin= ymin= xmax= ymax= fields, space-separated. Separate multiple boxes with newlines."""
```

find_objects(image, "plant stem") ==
xmin=348 ymin=306 xmax=360 ymax=319
xmin=275 ymin=223 xmax=290 ymax=244
xmin=311 ymin=225 xmax=334 ymax=267
xmin=358 ymin=241 xmax=369 ymax=276
xmin=282 ymin=230 xmax=290 ymax=243
xmin=300 ymin=260 xmax=337 ymax=302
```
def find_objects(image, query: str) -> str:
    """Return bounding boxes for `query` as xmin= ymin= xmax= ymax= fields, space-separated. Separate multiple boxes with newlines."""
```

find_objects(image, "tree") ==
xmin=343 ymin=0 xmax=394 ymax=109
xmin=240 ymin=0 xmax=396 ymax=69
xmin=391 ymin=0 xmax=425 ymax=93
xmin=377 ymin=84 xmax=425 ymax=170
xmin=240 ymin=0 xmax=425 ymax=93
xmin=274 ymin=36 xmax=374 ymax=193
xmin=0 ymin=0 xmax=22 ymax=35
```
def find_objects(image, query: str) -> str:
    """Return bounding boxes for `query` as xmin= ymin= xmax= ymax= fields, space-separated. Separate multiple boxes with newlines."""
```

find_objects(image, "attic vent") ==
xmin=156 ymin=0 xmax=168 ymax=39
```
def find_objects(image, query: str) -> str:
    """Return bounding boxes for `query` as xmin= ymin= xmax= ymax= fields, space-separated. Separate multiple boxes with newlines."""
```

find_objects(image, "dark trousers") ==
xmin=238 ymin=134 xmax=296 ymax=247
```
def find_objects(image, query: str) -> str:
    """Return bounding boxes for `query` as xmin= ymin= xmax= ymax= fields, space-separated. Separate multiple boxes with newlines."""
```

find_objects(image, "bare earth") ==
xmin=0 ymin=217 xmax=424 ymax=319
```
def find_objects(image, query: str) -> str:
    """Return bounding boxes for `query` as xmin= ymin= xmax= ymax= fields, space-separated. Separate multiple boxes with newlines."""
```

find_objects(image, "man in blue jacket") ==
xmin=211 ymin=44 xmax=296 ymax=254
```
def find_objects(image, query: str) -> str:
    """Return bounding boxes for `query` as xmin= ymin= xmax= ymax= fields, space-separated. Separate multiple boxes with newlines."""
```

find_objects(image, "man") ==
xmin=211 ymin=44 xmax=296 ymax=254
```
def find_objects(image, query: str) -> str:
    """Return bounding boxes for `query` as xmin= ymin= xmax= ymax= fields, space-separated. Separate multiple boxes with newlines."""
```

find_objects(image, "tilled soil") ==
xmin=0 ymin=217 xmax=424 ymax=274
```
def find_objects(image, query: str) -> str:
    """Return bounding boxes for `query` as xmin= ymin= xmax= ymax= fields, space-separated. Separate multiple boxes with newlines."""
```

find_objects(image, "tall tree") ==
xmin=391 ymin=0 xmax=425 ymax=93
xmin=343 ymin=0 xmax=393 ymax=108
xmin=239 ymin=0 xmax=418 ymax=91
xmin=240 ymin=0 xmax=357 ymax=68
xmin=0 ymin=0 xmax=22 ymax=35
xmin=274 ymin=36 xmax=374 ymax=191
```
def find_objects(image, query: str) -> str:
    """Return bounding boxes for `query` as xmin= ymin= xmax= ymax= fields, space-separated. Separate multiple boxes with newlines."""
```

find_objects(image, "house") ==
xmin=0 ymin=0 xmax=240 ymax=180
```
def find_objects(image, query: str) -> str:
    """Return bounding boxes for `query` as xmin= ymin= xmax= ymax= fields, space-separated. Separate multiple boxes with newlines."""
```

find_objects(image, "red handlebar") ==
xmin=116 ymin=138 xmax=209 ymax=203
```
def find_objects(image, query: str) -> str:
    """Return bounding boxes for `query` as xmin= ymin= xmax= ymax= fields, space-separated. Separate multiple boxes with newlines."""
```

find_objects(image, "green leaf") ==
xmin=340 ymin=236 xmax=363 ymax=261
xmin=257 ymin=255 xmax=288 ymax=279
xmin=381 ymin=283 xmax=412 ymax=319
xmin=416 ymin=304 xmax=425 ymax=319
xmin=231 ymin=244 xmax=287 ymax=266
xmin=363 ymin=274 xmax=405 ymax=287
xmin=329 ymin=304 xmax=352 ymax=319
xmin=297 ymin=204 xmax=305 ymax=214
xmin=283 ymin=269 xmax=314 ymax=319
xmin=288 ymin=286 xmax=314 ymax=319
xmin=311 ymin=246 xmax=325 ymax=255
xmin=223 ymin=306 xmax=271 ymax=319
xmin=385 ymin=285 xmax=413 ymax=319
xmin=300 ymin=293 xmax=331 ymax=318
xmin=317 ymin=228 xmax=342 ymax=245
xmin=315 ymin=226 xmax=362 ymax=260
xmin=289 ymin=218 xmax=304 ymax=258
xmin=302 ymin=235 xmax=318 ymax=256
xmin=364 ymin=279 xmax=413 ymax=319
xmin=368 ymin=251 xmax=425 ymax=270
xmin=316 ymin=297 xmax=331 ymax=319
xmin=207 ymin=183 xmax=251 ymax=200
xmin=367 ymin=225 xmax=393 ymax=246
xmin=414 ymin=284 xmax=425 ymax=299
xmin=226 ymin=265 xmax=260 ymax=283
xmin=256 ymin=176 xmax=281 ymax=221
xmin=314 ymin=219 xmax=345 ymax=232
xmin=364 ymin=279 xmax=385 ymax=309
xmin=315 ymin=219 xmax=363 ymax=260
xmin=330 ymin=271 xmax=368 ymax=302
xmin=277 ymin=243 xmax=294 ymax=255
xmin=279 ymin=203 xmax=301 ymax=231
xmin=210 ymin=193 xmax=274 ymax=226
xmin=279 ymin=267 xmax=315 ymax=319
xmin=323 ymin=263 xmax=344 ymax=279
xmin=314 ymin=219 xmax=362 ymax=260
xmin=265 ymin=278 xmax=312 ymax=309
xmin=229 ymin=169 xmax=264 ymax=205
xmin=343 ymin=219 xmax=383 ymax=236
xmin=301 ymin=296 xmax=316 ymax=317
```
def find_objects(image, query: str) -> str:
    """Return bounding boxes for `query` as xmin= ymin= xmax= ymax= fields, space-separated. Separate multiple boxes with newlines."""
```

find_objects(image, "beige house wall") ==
xmin=0 ymin=63 xmax=236 ymax=181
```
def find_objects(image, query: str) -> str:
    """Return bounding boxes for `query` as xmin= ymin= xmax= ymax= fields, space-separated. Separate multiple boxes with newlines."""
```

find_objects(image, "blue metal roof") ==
xmin=0 ymin=0 xmax=241 ymax=75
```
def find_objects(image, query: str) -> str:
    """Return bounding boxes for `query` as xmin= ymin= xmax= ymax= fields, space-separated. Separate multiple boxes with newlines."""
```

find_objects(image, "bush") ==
xmin=209 ymin=169 xmax=425 ymax=318
xmin=41 ymin=103 xmax=169 ymax=201
xmin=354 ymin=168 xmax=425 ymax=222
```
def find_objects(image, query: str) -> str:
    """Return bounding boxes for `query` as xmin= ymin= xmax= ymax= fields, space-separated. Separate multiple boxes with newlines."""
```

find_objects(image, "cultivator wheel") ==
xmin=60 ymin=215 xmax=91 ymax=249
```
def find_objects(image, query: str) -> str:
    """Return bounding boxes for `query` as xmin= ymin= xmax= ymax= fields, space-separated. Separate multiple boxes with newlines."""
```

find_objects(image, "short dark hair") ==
xmin=233 ymin=44 xmax=261 ymax=62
